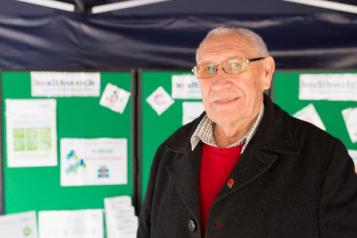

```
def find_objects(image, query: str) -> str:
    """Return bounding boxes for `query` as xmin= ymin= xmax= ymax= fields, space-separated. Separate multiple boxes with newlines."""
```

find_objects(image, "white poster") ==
xmin=31 ymin=72 xmax=100 ymax=97
xmin=342 ymin=107 xmax=357 ymax=143
xmin=99 ymin=83 xmax=131 ymax=114
xmin=146 ymin=86 xmax=174 ymax=115
xmin=299 ymin=73 xmax=357 ymax=101
xmin=6 ymin=99 xmax=57 ymax=167
xmin=171 ymin=74 xmax=202 ymax=99
xmin=182 ymin=101 xmax=204 ymax=125
xmin=0 ymin=211 xmax=38 ymax=238
xmin=61 ymin=138 xmax=127 ymax=186
xmin=105 ymin=196 xmax=138 ymax=238
xmin=38 ymin=210 xmax=103 ymax=238
xmin=293 ymin=104 xmax=326 ymax=131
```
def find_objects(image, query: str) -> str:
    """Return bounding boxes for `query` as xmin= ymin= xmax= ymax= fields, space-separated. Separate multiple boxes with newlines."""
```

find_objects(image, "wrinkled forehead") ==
xmin=196 ymin=32 xmax=256 ymax=63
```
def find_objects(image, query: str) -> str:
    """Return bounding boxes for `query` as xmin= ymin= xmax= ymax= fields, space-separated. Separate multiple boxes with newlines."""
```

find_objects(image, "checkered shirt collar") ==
xmin=190 ymin=105 xmax=264 ymax=154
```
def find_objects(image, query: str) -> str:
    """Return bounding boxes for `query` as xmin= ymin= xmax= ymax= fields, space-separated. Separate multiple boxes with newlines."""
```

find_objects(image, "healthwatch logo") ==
xmin=31 ymin=72 xmax=100 ymax=97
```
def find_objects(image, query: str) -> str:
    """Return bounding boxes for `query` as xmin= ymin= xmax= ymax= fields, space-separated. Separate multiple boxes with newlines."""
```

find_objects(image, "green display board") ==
xmin=272 ymin=70 xmax=357 ymax=152
xmin=1 ymin=71 xmax=134 ymax=214
xmin=139 ymin=70 xmax=202 ymax=201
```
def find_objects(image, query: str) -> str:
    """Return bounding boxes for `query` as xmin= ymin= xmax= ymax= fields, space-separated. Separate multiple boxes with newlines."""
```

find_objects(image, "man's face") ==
xmin=196 ymin=32 xmax=274 ymax=126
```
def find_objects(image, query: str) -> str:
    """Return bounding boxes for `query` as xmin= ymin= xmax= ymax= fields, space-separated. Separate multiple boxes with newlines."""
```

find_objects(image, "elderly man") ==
xmin=137 ymin=27 xmax=357 ymax=238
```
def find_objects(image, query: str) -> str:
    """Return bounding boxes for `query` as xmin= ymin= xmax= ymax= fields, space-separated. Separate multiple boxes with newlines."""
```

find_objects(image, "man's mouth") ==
xmin=214 ymin=97 xmax=239 ymax=105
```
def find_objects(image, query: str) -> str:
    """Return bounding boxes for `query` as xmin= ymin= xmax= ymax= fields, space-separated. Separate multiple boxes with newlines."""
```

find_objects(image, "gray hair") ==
xmin=196 ymin=27 xmax=269 ymax=62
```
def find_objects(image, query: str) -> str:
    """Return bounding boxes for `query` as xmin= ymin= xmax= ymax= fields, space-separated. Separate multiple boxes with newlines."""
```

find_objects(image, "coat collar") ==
xmin=165 ymin=94 xmax=300 ymax=155
xmin=251 ymin=94 xmax=300 ymax=155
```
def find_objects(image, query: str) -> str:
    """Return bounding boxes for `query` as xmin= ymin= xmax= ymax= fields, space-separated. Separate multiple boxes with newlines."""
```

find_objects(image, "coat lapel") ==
xmin=166 ymin=144 xmax=202 ymax=221
xmin=214 ymin=147 xmax=278 ymax=203
xmin=214 ymin=95 xmax=300 ymax=203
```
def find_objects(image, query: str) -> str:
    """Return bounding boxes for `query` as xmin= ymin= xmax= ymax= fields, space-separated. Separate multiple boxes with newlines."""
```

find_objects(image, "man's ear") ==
xmin=262 ymin=56 xmax=275 ymax=90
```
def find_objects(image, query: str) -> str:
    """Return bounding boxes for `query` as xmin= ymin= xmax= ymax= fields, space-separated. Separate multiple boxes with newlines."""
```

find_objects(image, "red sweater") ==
xmin=199 ymin=143 xmax=243 ymax=235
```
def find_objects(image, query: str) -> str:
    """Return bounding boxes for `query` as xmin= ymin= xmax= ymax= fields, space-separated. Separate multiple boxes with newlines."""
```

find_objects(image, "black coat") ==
xmin=138 ymin=96 xmax=357 ymax=238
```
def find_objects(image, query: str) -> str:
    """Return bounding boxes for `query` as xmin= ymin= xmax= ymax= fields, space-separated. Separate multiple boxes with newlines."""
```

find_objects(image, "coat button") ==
xmin=187 ymin=219 xmax=197 ymax=232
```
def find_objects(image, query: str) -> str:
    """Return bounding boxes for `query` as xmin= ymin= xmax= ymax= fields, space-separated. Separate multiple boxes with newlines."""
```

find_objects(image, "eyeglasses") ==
xmin=192 ymin=57 xmax=266 ymax=79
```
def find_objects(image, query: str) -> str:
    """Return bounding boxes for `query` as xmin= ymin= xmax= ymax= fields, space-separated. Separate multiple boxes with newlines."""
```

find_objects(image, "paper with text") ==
xmin=299 ymin=73 xmax=357 ymax=101
xmin=39 ymin=209 xmax=103 ymax=238
xmin=104 ymin=196 xmax=138 ymax=238
xmin=61 ymin=138 xmax=127 ymax=186
xmin=6 ymin=99 xmax=57 ymax=167
xmin=99 ymin=83 xmax=131 ymax=114
xmin=31 ymin=72 xmax=100 ymax=97
xmin=172 ymin=74 xmax=201 ymax=99
xmin=146 ymin=86 xmax=174 ymax=115
xmin=0 ymin=211 xmax=38 ymax=238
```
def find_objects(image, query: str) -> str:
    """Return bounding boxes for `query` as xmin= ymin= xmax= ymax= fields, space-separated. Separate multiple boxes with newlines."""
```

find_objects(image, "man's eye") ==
xmin=207 ymin=65 xmax=216 ymax=73
xmin=230 ymin=62 xmax=241 ymax=71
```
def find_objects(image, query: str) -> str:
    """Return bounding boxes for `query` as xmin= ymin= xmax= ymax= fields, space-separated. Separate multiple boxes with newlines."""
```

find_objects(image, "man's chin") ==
xmin=207 ymin=112 xmax=241 ymax=125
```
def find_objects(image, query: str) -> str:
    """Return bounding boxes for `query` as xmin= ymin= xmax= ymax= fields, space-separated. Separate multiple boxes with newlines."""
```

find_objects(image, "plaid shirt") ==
xmin=190 ymin=105 xmax=264 ymax=154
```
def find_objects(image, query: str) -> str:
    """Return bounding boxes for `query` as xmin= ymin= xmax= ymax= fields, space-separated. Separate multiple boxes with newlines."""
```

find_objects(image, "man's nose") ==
xmin=211 ymin=67 xmax=231 ymax=90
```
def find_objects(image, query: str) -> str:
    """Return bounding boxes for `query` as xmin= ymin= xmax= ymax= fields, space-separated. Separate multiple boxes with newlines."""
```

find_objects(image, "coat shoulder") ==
xmin=287 ymin=112 xmax=341 ymax=153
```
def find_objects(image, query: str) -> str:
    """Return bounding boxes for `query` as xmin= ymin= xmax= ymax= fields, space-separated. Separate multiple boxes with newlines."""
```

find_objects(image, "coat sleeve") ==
xmin=137 ymin=144 xmax=165 ymax=238
xmin=319 ymin=139 xmax=357 ymax=237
